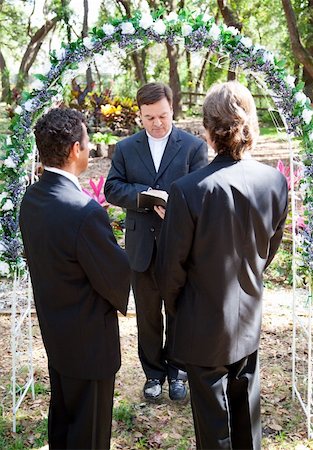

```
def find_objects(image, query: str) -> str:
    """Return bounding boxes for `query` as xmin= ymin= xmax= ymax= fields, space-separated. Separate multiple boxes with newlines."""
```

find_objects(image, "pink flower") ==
xmin=83 ymin=176 xmax=108 ymax=207
xmin=276 ymin=160 xmax=302 ymax=190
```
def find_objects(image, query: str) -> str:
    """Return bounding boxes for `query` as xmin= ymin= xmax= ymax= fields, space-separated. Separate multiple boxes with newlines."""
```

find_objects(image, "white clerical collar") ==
xmin=146 ymin=126 xmax=172 ymax=142
xmin=44 ymin=167 xmax=82 ymax=191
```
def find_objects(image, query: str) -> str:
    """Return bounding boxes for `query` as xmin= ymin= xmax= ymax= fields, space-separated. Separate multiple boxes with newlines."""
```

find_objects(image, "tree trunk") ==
xmin=195 ymin=50 xmax=211 ymax=93
xmin=61 ymin=0 xmax=72 ymax=43
xmin=16 ymin=17 xmax=59 ymax=91
xmin=217 ymin=0 xmax=242 ymax=81
xmin=281 ymin=0 xmax=313 ymax=100
xmin=166 ymin=42 xmax=182 ymax=119
xmin=131 ymin=51 xmax=147 ymax=85
xmin=114 ymin=0 xmax=146 ymax=85
xmin=0 ymin=49 xmax=11 ymax=102
xmin=82 ymin=0 xmax=94 ymax=91
xmin=217 ymin=0 xmax=242 ymax=31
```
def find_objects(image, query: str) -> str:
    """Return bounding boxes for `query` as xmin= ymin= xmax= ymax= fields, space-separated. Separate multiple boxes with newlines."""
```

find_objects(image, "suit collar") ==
xmin=40 ymin=170 xmax=82 ymax=192
xmin=135 ymin=131 xmax=157 ymax=178
xmin=44 ymin=166 xmax=82 ymax=191
xmin=211 ymin=154 xmax=238 ymax=165
xmin=134 ymin=126 xmax=182 ymax=181
xmin=155 ymin=126 xmax=181 ymax=181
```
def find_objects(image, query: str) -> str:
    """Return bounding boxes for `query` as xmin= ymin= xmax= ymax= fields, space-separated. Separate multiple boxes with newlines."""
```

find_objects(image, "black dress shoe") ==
xmin=143 ymin=379 xmax=162 ymax=401
xmin=169 ymin=379 xmax=187 ymax=401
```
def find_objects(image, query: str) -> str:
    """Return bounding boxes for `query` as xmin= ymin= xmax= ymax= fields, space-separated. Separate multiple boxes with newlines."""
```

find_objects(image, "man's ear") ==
xmin=68 ymin=141 xmax=80 ymax=162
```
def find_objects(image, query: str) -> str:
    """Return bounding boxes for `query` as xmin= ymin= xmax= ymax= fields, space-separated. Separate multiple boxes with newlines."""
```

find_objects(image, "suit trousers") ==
xmin=48 ymin=365 xmax=115 ymax=450
xmin=131 ymin=249 xmax=186 ymax=382
xmin=186 ymin=350 xmax=261 ymax=450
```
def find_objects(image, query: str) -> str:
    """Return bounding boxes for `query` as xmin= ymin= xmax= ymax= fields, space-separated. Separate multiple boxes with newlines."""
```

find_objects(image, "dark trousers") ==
xmin=131 ymin=253 xmax=186 ymax=382
xmin=186 ymin=351 xmax=261 ymax=450
xmin=48 ymin=365 xmax=115 ymax=450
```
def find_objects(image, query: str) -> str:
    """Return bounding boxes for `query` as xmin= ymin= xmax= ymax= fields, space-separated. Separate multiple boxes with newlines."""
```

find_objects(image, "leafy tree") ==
xmin=281 ymin=0 xmax=313 ymax=100
xmin=0 ymin=0 xmax=72 ymax=102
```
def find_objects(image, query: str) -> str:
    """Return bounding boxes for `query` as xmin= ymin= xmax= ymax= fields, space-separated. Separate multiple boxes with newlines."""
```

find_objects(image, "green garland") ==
xmin=0 ymin=10 xmax=312 ymax=277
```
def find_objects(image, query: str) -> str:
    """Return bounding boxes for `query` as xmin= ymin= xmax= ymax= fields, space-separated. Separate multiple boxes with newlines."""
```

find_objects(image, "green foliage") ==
xmin=108 ymin=206 xmax=126 ymax=244
xmin=264 ymin=241 xmax=293 ymax=288
xmin=0 ymin=414 xmax=48 ymax=450
xmin=91 ymin=132 xmax=119 ymax=145
xmin=112 ymin=400 xmax=135 ymax=430
xmin=34 ymin=382 xmax=49 ymax=396
xmin=63 ymin=81 xmax=139 ymax=135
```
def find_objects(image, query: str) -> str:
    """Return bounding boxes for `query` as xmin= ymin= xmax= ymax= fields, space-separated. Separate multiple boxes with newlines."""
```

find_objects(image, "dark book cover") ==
xmin=137 ymin=189 xmax=168 ymax=209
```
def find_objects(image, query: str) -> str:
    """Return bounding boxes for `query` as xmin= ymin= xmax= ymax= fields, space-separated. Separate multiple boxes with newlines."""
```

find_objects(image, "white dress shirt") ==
xmin=44 ymin=166 xmax=82 ymax=191
xmin=146 ymin=127 xmax=172 ymax=172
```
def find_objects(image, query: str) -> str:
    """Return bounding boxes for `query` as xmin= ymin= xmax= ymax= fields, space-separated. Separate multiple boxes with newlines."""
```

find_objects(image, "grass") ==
xmin=0 ymin=413 xmax=48 ymax=450
xmin=1 ymin=312 xmax=313 ymax=449
xmin=260 ymin=126 xmax=278 ymax=136
xmin=112 ymin=399 xmax=135 ymax=430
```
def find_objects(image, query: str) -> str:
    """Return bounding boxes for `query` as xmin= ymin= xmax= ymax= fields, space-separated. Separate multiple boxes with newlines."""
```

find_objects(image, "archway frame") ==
xmin=0 ymin=8 xmax=312 ymax=433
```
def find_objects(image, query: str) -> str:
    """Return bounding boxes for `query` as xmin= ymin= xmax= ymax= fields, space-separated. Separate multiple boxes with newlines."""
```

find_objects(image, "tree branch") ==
xmin=281 ymin=0 xmax=313 ymax=79
xmin=216 ymin=0 xmax=242 ymax=31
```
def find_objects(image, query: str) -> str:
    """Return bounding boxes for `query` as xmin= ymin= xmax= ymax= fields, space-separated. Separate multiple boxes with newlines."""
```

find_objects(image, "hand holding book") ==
xmin=137 ymin=189 xmax=169 ymax=210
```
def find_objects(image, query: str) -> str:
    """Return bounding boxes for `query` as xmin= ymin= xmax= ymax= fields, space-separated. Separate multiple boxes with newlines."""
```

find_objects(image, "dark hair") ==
xmin=136 ymin=82 xmax=173 ymax=108
xmin=203 ymin=81 xmax=259 ymax=160
xmin=34 ymin=108 xmax=87 ymax=168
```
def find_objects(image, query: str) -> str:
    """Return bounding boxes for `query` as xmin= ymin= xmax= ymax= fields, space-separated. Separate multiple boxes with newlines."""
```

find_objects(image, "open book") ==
xmin=137 ymin=189 xmax=169 ymax=209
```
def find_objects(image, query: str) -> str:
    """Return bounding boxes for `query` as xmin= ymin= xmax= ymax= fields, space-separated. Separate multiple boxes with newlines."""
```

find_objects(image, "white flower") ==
xmin=181 ymin=23 xmax=193 ymax=37
xmin=24 ymin=99 xmax=36 ymax=112
xmin=309 ymin=131 xmax=313 ymax=141
xmin=32 ymin=79 xmax=45 ymax=91
xmin=14 ymin=105 xmax=23 ymax=115
xmin=0 ymin=261 xmax=10 ymax=275
xmin=166 ymin=12 xmax=178 ymax=22
xmin=2 ymin=199 xmax=14 ymax=211
xmin=83 ymin=37 xmax=94 ymax=50
xmin=0 ymin=242 xmax=6 ymax=253
xmin=302 ymin=108 xmax=313 ymax=125
xmin=202 ymin=13 xmax=213 ymax=23
xmin=252 ymin=43 xmax=265 ymax=54
xmin=4 ymin=156 xmax=16 ymax=169
xmin=241 ymin=36 xmax=253 ymax=48
xmin=139 ymin=13 xmax=154 ymax=30
xmin=0 ymin=192 xmax=8 ymax=202
xmin=153 ymin=19 xmax=166 ymax=35
xmin=208 ymin=23 xmax=221 ymax=41
xmin=225 ymin=25 xmax=239 ymax=35
xmin=263 ymin=51 xmax=274 ymax=64
xmin=17 ymin=258 xmax=26 ymax=270
xmin=102 ymin=23 xmax=115 ymax=36
xmin=285 ymin=75 xmax=296 ymax=89
xmin=121 ymin=22 xmax=135 ymax=35
xmin=55 ymin=48 xmax=66 ymax=60
xmin=295 ymin=91 xmax=308 ymax=106
xmin=53 ymin=93 xmax=63 ymax=103
xmin=6 ymin=136 xmax=11 ymax=145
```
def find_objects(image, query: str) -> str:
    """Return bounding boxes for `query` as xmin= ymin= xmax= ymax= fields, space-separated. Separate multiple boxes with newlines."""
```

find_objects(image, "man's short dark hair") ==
xmin=34 ymin=108 xmax=87 ymax=168
xmin=136 ymin=83 xmax=173 ymax=109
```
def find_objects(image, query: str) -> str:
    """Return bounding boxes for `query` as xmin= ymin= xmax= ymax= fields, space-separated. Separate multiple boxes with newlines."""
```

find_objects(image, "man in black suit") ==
xmin=156 ymin=81 xmax=288 ymax=449
xmin=105 ymin=83 xmax=208 ymax=401
xmin=19 ymin=108 xmax=130 ymax=450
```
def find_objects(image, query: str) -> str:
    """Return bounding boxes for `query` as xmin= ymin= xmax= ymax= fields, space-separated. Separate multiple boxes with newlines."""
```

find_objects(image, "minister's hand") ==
xmin=154 ymin=205 xmax=166 ymax=220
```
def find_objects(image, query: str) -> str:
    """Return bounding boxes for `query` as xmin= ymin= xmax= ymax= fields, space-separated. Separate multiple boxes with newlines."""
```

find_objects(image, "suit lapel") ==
xmin=155 ymin=127 xmax=181 ymax=181
xmin=134 ymin=131 xmax=157 ymax=178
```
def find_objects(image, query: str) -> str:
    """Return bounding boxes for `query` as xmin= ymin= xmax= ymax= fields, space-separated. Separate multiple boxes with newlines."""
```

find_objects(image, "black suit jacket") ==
xmin=19 ymin=171 xmax=130 ymax=380
xmin=156 ymin=155 xmax=288 ymax=367
xmin=104 ymin=126 xmax=208 ymax=272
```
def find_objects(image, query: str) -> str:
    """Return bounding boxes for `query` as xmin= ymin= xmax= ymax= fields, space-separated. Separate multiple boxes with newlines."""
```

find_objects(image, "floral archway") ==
xmin=1 ymin=8 xmax=313 ymax=435
xmin=0 ymin=10 xmax=312 ymax=279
